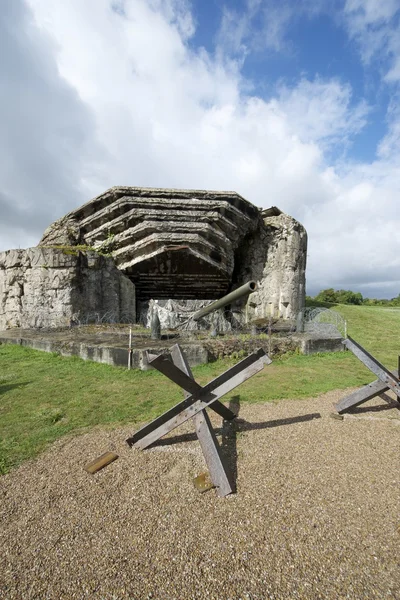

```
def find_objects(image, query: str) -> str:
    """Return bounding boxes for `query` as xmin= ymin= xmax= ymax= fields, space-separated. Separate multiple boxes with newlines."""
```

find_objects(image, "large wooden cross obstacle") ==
xmin=335 ymin=336 xmax=400 ymax=414
xmin=127 ymin=344 xmax=271 ymax=496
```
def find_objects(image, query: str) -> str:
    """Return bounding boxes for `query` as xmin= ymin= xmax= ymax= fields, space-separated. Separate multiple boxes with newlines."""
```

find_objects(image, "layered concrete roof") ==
xmin=40 ymin=187 xmax=263 ymax=300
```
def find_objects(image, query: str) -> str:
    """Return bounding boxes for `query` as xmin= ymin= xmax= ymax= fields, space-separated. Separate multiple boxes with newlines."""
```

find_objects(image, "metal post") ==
xmin=128 ymin=327 xmax=132 ymax=370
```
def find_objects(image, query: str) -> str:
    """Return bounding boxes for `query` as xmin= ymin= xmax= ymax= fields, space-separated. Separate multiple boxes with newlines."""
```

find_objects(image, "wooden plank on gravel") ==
xmin=85 ymin=452 xmax=119 ymax=474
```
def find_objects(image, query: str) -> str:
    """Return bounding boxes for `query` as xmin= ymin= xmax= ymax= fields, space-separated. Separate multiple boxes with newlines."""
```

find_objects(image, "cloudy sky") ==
xmin=1 ymin=0 xmax=400 ymax=298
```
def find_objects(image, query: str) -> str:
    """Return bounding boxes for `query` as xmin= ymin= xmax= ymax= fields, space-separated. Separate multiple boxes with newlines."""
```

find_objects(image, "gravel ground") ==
xmin=0 ymin=390 xmax=399 ymax=600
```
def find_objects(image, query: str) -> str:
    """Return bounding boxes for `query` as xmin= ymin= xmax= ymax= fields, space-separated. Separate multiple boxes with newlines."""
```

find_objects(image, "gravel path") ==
xmin=1 ymin=390 xmax=399 ymax=600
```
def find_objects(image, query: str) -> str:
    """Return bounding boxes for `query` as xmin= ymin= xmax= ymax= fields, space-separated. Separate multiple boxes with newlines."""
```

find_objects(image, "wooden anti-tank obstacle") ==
xmin=335 ymin=336 xmax=400 ymax=414
xmin=127 ymin=344 xmax=271 ymax=496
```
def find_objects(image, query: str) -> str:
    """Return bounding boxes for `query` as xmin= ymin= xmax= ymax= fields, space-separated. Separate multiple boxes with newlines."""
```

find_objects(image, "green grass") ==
xmin=1 ymin=303 xmax=399 ymax=474
xmin=331 ymin=304 xmax=400 ymax=366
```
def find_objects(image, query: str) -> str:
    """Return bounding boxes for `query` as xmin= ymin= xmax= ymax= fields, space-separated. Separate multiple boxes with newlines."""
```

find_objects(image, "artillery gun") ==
xmin=191 ymin=280 xmax=257 ymax=324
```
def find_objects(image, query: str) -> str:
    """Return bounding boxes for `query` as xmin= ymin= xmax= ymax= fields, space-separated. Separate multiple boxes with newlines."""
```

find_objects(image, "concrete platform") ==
xmin=0 ymin=325 xmax=344 ymax=369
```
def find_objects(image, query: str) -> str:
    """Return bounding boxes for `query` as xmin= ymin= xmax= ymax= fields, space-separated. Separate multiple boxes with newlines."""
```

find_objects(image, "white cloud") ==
xmin=217 ymin=6 xmax=251 ymax=56
xmin=216 ymin=0 xmax=330 ymax=59
xmin=0 ymin=0 xmax=106 ymax=249
xmin=277 ymin=78 xmax=370 ymax=148
xmin=344 ymin=0 xmax=400 ymax=81
xmin=344 ymin=0 xmax=398 ymax=26
xmin=385 ymin=57 xmax=400 ymax=82
xmin=1 ymin=0 xmax=400 ymax=298
xmin=216 ymin=0 xmax=301 ymax=56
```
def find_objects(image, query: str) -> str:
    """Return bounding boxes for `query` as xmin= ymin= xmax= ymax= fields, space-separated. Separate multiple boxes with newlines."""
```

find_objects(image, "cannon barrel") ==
xmin=192 ymin=281 xmax=257 ymax=321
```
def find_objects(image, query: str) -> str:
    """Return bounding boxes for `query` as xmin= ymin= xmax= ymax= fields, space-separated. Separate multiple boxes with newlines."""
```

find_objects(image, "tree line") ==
xmin=307 ymin=288 xmax=400 ymax=306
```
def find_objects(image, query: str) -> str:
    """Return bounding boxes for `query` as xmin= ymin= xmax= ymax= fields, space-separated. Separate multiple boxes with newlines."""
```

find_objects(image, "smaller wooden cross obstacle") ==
xmin=334 ymin=336 xmax=400 ymax=414
xmin=127 ymin=344 xmax=271 ymax=496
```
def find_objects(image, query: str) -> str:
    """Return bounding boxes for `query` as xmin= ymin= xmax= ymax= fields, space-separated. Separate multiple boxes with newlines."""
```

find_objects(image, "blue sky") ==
xmin=192 ymin=0 xmax=392 ymax=162
xmin=1 ymin=0 xmax=400 ymax=298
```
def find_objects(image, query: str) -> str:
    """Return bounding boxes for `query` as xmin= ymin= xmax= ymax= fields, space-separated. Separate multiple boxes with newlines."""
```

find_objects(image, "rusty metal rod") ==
xmin=192 ymin=280 xmax=257 ymax=321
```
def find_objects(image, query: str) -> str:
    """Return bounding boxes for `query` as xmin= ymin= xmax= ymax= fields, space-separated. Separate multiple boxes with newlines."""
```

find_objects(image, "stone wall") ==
xmin=234 ymin=208 xmax=307 ymax=321
xmin=0 ymin=247 xmax=135 ymax=329
xmin=262 ymin=211 xmax=307 ymax=320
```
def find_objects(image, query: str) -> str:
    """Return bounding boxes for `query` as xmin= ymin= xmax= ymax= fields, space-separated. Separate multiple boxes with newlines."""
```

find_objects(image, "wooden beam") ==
xmin=170 ymin=344 xmax=233 ymax=497
xmin=169 ymin=343 xmax=194 ymax=384
xmin=127 ymin=349 xmax=270 ymax=449
xmin=344 ymin=337 xmax=400 ymax=397
xmin=169 ymin=345 xmax=236 ymax=421
xmin=84 ymin=452 xmax=118 ymax=474
xmin=146 ymin=351 xmax=204 ymax=396
xmin=194 ymin=409 xmax=233 ymax=497
xmin=379 ymin=392 xmax=396 ymax=404
xmin=335 ymin=370 xmax=399 ymax=414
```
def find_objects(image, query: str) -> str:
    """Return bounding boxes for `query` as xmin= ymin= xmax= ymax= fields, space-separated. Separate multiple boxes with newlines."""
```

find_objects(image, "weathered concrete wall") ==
xmin=0 ymin=329 xmax=342 ymax=372
xmin=0 ymin=247 xmax=135 ymax=329
xmin=0 ymin=334 xmax=209 ymax=369
xmin=235 ymin=208 xmax=307 ymax=321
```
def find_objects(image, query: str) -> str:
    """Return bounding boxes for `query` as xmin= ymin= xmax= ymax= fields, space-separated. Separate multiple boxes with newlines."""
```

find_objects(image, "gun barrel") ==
xmin=192 ymin=281 xmax=257 ymax=321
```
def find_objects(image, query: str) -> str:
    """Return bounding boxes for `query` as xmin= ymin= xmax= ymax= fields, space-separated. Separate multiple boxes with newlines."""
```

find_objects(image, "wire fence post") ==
xmin=268 ymin=316 xmax=272 ymax=356
xmin=128 ymin=327 xmax=132 ymax=370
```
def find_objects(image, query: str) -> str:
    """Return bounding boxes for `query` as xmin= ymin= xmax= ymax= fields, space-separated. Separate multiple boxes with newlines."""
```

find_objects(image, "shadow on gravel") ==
xmin=149 ymin=399 xmax=321 ymax=493
xmin=150 ymin=409 xmax=322 ymax=448
xmin=220 ymin=395 xmax=241 ymax=493
xmin=348 ymin=401 xmax=400 ymax=414
xmin=238 ymin=412 xmax=322 ymax=431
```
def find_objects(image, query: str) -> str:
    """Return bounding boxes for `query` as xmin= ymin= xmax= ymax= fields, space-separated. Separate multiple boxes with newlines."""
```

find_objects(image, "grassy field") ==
xmin=1 ymin=303 xmax=399 ymax=474
xmin=333 ymin=304 xmax=400 ymax=365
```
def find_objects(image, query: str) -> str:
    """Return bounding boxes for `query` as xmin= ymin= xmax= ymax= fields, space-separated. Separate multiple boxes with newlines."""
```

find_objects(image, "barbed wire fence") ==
xmin=28 ymin=304 xmax=346 ymax=368
xmin=32 ymin=305 xmax=288 ymax=340
xmin=33 ymin=304 xmax=347 ymax=336
xmin=303 ymin=307 xmax=347 ymax=338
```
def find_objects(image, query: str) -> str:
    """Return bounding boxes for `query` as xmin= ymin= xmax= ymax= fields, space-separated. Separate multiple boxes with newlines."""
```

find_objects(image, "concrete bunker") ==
xmin=0 ymin=186 xmax=307 ymax=331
